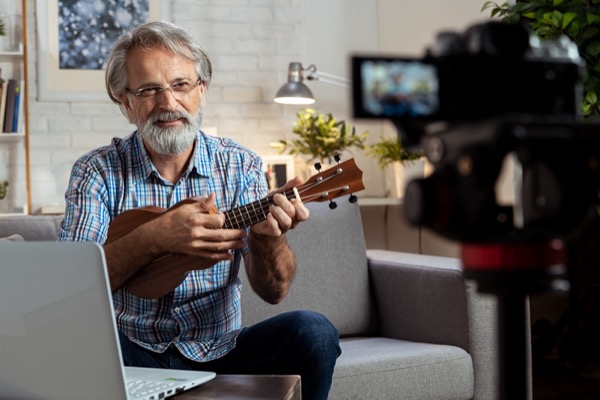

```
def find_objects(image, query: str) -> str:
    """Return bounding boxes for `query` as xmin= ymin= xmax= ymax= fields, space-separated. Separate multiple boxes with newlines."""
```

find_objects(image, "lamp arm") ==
xmin=304 ymin=64 xmax=351 ymax=89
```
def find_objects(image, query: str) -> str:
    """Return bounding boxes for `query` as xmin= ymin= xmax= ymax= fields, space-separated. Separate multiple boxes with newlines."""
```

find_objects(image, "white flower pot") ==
xmin=385 ymin=159 xmax=425 ymax=198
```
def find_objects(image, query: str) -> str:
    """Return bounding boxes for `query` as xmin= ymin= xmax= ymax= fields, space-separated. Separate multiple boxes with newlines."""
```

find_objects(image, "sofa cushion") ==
xmin=332 ymin=337 xmax=474 ymax=400
xmin=240 ymin=197 xmax=378 ymax=336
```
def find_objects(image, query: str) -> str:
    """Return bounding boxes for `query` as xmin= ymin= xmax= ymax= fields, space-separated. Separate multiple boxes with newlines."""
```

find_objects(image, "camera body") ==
xmin=352 ymin=21 xmax=582 ymax=125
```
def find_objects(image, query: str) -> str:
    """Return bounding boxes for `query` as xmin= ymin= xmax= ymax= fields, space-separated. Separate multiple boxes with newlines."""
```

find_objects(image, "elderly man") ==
xmin=59 ymin=20 xmax=341 ymax=399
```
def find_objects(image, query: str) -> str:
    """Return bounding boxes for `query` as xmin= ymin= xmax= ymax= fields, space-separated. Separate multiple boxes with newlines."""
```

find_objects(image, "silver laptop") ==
xmin=0 ymin=241 xmax=216 ymax=400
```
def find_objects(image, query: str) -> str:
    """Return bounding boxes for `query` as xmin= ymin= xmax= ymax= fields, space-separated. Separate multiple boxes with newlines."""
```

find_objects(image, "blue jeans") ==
xmin=119 ymin=310 xmax=341 ymax=400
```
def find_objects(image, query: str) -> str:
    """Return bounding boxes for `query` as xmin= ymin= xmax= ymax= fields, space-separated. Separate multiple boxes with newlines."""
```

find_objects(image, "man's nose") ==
xmin=157 ymin=88 xmax=179 ymax=109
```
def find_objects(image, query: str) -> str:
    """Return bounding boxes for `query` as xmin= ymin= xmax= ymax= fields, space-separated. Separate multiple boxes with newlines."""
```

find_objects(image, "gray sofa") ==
xmin=0 ymin=199 xmax=527 ymax=399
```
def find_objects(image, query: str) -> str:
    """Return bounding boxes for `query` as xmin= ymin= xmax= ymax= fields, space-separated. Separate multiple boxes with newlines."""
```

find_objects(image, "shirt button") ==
xmin=174 ymin=307 xmax=181 ymax=313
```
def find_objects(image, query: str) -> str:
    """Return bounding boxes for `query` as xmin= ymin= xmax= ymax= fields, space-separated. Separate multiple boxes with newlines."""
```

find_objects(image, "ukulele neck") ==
xmin=223 ymin=190 xmax=295 ymax=229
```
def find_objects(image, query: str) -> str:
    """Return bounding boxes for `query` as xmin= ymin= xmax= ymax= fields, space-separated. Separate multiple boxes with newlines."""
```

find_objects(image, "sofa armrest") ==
xmin=367 ymin=250 xmax=472 ymax=349
xmin=368 ymin=249 xmax=509 ymax=400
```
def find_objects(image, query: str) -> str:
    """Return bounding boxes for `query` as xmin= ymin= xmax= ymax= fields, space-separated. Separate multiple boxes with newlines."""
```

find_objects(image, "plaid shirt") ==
xmin=58 ymin=131 xmax=267 ymax=362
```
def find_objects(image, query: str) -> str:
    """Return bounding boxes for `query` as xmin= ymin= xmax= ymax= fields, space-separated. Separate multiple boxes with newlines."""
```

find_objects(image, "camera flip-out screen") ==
xmin=353 ymin=53 xmax=580 ymax=122
xmin=352 ymin=56 xmax=439 ymax=120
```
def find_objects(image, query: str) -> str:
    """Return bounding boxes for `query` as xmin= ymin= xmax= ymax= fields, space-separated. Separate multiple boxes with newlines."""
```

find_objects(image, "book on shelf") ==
xmin=16 ymin=79 xmax=24 ymax=133
xmin=12 ymin=82 xmax=20 ymax=132
xmin=3 ymin=78 xmax=17 ymax=133
xmin=0 ymin=78 xmax=7 ymax=131
xmin=1 ymin=78 xmax=24 ymax=134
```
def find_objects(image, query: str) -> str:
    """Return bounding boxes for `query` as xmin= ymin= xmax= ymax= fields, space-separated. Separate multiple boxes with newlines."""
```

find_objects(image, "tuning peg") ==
xmin=329 ymin=200 xmax=337 ymax=209
xmin=349 ymin=194 xmax=358 ymax=203
xmin=314 ymin=162 xmax=322 ymax=172
xmin=334 ymin=153 xmax=341 ymax=163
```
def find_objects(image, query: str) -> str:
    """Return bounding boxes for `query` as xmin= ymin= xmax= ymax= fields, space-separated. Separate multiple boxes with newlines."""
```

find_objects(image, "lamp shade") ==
xmin=274 ymin=62 xmax=315 ymax=105
xmin=274 ymin=81 xmax=315 ymax=105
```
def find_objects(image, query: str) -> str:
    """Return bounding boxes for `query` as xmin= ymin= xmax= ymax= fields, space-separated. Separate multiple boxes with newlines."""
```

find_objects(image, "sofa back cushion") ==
xmin=240 ymin=197 xmax=378 ymax=337
xmin=0 ymin=215 xmax=62 ymax=241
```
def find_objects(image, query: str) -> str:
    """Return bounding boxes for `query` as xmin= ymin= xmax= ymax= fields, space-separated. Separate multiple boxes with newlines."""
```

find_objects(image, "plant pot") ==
xmin=385 ymin=159 xmax=425 ymax=198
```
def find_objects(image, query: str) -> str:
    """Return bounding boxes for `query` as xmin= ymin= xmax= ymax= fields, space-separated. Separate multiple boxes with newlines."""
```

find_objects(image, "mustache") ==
xmin=148 ymin=110 xmax=192 ymax=125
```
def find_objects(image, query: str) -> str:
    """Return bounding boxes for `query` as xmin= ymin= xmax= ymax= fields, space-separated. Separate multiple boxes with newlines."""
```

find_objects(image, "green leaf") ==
xmin=553 ymin=0 xmax=564 ymax=6
xmin=586 ymin=91 xmax=598 ymax=104
xmin=562 ymin=12 xmax=577 ymax=29
xmin=481 ymin=1 xmax=498 ymax=12
xmin=586 ymin=40 xmax=600 ymax=57
xmin=587 ymin=12 xmax=600 ymax=24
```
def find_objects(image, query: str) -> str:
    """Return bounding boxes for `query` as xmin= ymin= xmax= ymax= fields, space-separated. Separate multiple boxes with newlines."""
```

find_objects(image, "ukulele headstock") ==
xmin=296 ymin=158 xmax=365 ymax=207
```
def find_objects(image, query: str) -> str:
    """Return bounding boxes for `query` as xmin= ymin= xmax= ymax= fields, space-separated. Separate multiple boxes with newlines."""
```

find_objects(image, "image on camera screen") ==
xmin=353 ymin=57 xmax=439 ymax=119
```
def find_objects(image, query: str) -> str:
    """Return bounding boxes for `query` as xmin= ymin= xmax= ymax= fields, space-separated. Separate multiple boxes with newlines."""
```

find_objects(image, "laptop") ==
xmin=0 ymin=241 xmax=216 ymax=400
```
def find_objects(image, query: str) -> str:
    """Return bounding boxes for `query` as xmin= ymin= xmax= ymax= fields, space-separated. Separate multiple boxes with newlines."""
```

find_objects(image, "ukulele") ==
xmin=106 ymin=158 xmax=365 ymax=299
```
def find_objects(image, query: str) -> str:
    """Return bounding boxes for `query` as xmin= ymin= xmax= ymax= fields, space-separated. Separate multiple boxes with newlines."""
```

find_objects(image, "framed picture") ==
xmin=262 ymin=155 xmax=295 ymax=190
xmin=36 ymin=0 xmax=169 ymax=102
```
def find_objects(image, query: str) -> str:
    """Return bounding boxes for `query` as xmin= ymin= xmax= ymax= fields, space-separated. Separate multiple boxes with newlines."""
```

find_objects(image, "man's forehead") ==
xmin=125 ymin=47 xmax=196 ymax=84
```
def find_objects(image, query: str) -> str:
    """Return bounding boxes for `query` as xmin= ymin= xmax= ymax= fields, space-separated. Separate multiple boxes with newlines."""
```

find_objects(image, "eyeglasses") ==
xmin=125 ymin=77 xmax=202 ymax=101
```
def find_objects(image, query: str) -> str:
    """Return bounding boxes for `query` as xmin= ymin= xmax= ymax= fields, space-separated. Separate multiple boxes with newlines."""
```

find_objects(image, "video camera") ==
xmin=352 ymin=21 xmax=600 ymax=245
xmin=352 ymin=21 xmax=580 ymax=128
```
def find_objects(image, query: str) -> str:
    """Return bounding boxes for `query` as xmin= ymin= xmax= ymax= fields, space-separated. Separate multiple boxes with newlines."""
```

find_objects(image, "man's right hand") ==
xmin=149 ymin=193 xmax=247 ymax=262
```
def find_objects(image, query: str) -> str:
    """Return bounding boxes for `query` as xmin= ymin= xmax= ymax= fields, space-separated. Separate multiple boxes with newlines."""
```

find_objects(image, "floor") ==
xmin=530 ymin=296 xmax=600 ymax=399
xmin=529 ymin=253 xmax=600 ymax=400
xmin=533 ymin=359 xmax=600 ymax=399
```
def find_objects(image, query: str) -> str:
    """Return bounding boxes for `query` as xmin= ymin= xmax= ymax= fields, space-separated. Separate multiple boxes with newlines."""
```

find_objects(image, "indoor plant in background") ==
xmin=277 ymin=108 xmax=368 ymax=174
xmin=0 ymin=180 xmax=8 ymax=200
xmin=367 ymin=136 xmax=425 ymax=198
xmin=483 ymin=0 xmax=600 ymax=118
xmin=0 ymin=14 xmax=8 ymax=52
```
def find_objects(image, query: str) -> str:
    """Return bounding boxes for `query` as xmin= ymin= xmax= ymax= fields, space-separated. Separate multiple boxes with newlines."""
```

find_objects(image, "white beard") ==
xmin=136 ymin=108 xmax=203 ymax=156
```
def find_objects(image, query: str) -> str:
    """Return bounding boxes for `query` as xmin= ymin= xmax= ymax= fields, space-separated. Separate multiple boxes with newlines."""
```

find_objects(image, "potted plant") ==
xmin=482 ymin=0 xmax=600 ymax=118
xmin=366 ymin=136 xmax=424 ymax=168
xmin=277 ymin=108 xmax=368 ymax=165
xmin=366 ymin=136 xmax=425 ymax=198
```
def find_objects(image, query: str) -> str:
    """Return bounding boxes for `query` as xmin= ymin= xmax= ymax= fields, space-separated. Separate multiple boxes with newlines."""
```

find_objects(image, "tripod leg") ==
xmin=498 ymin=293 xmax=529 ymax=400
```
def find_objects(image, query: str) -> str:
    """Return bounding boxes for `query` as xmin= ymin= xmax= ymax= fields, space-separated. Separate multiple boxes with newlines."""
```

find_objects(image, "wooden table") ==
xmin=174 ymin=374 xmax=301 ymax=400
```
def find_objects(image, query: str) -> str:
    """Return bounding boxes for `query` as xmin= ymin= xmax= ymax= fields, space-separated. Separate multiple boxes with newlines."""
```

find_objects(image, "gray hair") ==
xmin=104 ymin=21 xmax=212 ymax=110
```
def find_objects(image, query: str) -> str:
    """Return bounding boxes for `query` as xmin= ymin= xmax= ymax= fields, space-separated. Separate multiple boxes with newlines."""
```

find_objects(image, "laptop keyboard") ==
xmin=127 ymin=379 xmax=179 ymax=400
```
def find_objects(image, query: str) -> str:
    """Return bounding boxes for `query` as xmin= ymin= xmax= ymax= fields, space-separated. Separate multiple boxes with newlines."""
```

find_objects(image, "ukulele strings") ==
xmin=223 ymin=170 xmax=348 ymax=229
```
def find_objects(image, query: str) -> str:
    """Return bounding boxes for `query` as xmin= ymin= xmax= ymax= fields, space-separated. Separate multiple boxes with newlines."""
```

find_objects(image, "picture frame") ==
xmin=36 ymin=0 xmax=169 ymax=102
xmin=262 ymin=155 xmax=295 ymax=190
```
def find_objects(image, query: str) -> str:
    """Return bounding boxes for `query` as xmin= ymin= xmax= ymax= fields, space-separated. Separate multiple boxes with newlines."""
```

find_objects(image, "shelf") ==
xmin=0 ymin=50 xmax=23 ymax=57
xmin=0 ymin=132 xmax=25 ymax=142
xmin=0 ymin=3 xmax=33 ymax=215
xmin=358 ymin=197 xmax=402 ymax=206
xmin=0 ymin=205 xmax=27 ymax=216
